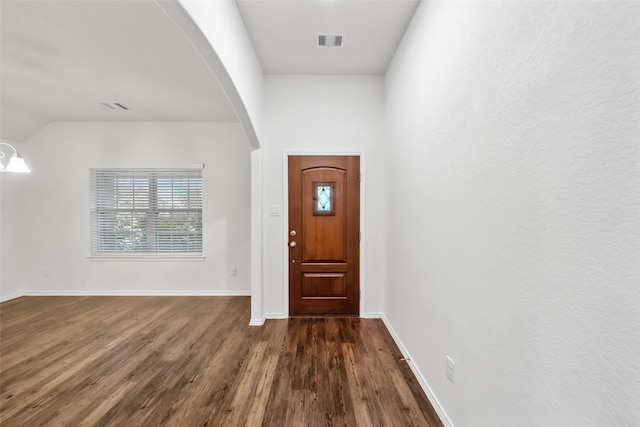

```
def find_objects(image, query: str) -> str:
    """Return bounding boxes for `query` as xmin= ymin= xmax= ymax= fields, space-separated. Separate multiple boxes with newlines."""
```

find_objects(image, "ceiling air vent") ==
xmin=317 ymin=33 xmax=344 ymax=47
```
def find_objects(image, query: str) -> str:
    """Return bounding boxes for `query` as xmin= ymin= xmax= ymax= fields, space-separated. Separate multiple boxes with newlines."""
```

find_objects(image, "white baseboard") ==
xmin=24 ymin=291 xmax=251 ymax=297
xmin=381 ymin=314 xmax=454 ymax=427
xmin=361 ymin=312 xmax=383 ymax=319
xmin=0 ymin=291 xmax=25 ymax=303
xmin=249 ymin=317 xmax=265 ymax=326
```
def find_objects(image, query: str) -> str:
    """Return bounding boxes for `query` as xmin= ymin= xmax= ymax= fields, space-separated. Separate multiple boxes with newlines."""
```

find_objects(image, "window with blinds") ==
xmin=90 ymin=168 xmax=203 ymax=255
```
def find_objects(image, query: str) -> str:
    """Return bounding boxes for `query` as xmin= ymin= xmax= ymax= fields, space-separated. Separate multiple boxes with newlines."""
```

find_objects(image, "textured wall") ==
xmin=384 ymin=1 xmax=639 ymax=426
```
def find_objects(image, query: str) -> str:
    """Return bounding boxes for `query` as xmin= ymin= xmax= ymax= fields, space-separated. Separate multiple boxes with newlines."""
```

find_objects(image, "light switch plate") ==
xmin=269 ymin=206 xmax=281 ymax=217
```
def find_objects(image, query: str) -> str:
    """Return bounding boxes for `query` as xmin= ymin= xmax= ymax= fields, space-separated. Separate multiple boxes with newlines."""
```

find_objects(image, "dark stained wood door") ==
xmin=288 ymin=156 xmax=360 ymax=315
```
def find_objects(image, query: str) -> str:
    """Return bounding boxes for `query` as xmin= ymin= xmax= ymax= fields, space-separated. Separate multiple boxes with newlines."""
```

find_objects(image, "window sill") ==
xmin=87 ymin=255 xmax=206 ymax=262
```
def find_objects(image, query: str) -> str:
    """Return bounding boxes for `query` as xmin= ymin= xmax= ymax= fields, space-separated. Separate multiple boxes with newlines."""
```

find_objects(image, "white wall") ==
xmin=384 ymin=1 xmax=640 ymax=426
xmin=0 ymin=174 xmax=2 ymax=298
xmin=1 ymin=122 xmax=251 ymax=296
xmin=0 ymin=152 xmax=29 ymax=301
xmin=261 ymin=75 xmax=386 ymax=318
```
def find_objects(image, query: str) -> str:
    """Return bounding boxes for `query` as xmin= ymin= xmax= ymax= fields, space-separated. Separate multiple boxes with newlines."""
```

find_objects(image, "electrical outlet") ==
xmin=43 ymin=268 xmax=49 ymax=277
xmin=446 ymin=356 xmax=455 ymax=384
xmin=231 ymin=268 xmax=237 ymax=277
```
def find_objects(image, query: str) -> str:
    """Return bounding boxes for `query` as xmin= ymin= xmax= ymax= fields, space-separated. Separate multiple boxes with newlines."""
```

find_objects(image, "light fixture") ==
xmin=0 ymin=141 xmax=31 ymax=173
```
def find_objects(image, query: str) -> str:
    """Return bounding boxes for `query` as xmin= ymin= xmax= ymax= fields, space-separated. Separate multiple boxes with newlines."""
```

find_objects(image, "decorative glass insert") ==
xmin=313 ymin=182 xmax=336 ymax=216
xmin=317 ymin=186 xmax=331 ymax=211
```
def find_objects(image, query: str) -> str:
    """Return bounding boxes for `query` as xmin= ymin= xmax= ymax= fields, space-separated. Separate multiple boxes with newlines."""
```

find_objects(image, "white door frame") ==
xmin=281 ymin=151 xmax=366 ymax=317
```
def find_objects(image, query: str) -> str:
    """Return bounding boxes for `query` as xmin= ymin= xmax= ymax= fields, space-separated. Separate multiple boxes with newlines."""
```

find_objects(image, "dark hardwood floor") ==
xmin=0 ymin=296 xmax=442 ymax=426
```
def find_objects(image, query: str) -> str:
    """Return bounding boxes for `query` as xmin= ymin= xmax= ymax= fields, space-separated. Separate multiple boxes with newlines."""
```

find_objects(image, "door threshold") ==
xmin=289 ymin=314 xmax=360 ymax=318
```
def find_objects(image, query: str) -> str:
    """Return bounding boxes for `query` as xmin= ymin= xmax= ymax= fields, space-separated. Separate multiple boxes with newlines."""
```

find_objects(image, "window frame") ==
xmin=88 ymin=166 xmax=205 ymax=261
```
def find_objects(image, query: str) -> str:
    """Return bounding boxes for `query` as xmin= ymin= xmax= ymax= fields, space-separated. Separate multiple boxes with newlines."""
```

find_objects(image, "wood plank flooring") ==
xmin=0 ymin=296 xmax=443 ymax=426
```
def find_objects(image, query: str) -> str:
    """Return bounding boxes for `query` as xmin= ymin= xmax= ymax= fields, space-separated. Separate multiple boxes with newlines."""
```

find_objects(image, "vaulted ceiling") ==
xmin=0 ymin=0 xmax=418 ymax=142
xmin=0 ymin=0 xmax=236 ymax=142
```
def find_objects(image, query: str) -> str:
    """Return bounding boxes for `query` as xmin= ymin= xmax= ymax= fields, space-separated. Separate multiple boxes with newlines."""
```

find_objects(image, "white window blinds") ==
xmin=90 ymin=168 xmax=203 ymax=255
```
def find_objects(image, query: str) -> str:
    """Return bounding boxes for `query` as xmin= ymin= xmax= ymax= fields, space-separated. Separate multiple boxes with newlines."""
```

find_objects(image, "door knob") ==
xmin=289 ymin=241 xmax=297 ymax=247
xmin=290 ymin=230 xmax=297 ymax=236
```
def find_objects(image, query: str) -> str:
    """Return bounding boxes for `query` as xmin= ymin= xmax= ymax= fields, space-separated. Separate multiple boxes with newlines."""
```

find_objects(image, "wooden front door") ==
xmin=288 ymin=156 xmax=360 ymax=315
